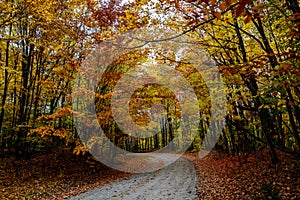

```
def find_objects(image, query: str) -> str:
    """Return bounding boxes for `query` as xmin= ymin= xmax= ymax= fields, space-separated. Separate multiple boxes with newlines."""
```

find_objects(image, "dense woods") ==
xmin=1 ymin=0 xmax=299 ymax=163
xmin=1 ymin=0 xmax=300 ymax=199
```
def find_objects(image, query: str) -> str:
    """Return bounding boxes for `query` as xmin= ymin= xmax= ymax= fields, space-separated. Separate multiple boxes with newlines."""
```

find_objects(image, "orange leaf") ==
xmin=219 ymin=3 xmax=227 ymax=11
xmin=214 ymin=11 xmax=222 ymax=20
xmin=174 ymin=1 xmax=180 ymax=9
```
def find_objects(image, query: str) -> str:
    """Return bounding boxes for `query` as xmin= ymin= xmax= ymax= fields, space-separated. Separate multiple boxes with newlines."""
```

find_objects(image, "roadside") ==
xmin=0 ymin=150 xmax=132 ymax=199
xmin=184 ymin=150 xmax=300 ymax=200
xmin=2 ymin=149 xmax=299 ymax=199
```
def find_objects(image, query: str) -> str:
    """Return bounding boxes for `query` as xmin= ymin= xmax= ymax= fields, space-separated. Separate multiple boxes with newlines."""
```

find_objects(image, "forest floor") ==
xmin=184 ymin=150 xmax=300 ymax=200
xmin=0 ymin=150 xmax=132 ymax=199
xmin=1 ymin=149 xmax=299 ymax=199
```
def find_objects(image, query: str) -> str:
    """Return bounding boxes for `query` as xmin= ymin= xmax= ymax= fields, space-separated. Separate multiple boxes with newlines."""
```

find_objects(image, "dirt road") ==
xmin=69 ymin=154 xmax=197 ymax=200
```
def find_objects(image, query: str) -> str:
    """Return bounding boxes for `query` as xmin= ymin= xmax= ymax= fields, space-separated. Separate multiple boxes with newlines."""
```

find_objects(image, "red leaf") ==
xmin=236 ymin=0 xmax=252 ymax=17
xmin=244 ymin=14 xmax=252 ymax=24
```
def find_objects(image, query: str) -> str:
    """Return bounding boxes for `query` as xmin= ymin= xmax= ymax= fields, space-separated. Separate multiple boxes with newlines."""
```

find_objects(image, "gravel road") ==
xmin=69 ymin=154 xmax=197 ymax=200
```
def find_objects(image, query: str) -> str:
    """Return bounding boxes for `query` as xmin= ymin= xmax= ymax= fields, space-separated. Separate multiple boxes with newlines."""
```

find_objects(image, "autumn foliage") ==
xmin=0 ymin=0 xmax=300 ymax=198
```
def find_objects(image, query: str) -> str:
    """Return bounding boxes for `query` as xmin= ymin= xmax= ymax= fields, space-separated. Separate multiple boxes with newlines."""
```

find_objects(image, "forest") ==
xmin=0 ymin=0 xmax=300 ymax=199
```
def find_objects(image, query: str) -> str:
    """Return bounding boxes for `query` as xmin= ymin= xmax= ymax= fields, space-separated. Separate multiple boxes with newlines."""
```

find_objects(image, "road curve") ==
xmin=69 ymin=154 xmax=197 ymax=200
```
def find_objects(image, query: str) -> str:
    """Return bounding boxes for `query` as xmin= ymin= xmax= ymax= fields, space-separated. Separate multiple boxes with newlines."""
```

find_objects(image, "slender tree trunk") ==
xmin=0 ymin=38 xmax=11 ymax=133
xmin=234 ymin=18 xmax=279 ymax=164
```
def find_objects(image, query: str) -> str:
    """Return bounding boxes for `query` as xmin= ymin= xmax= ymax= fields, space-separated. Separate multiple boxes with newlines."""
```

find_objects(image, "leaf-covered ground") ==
xmin=184 ymin=150 xmax=300 ymax=200
xmin=0 ymin=150 xmax=132 ymax=199
xmin=1 ymin=149 xmax=299 ymax=199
